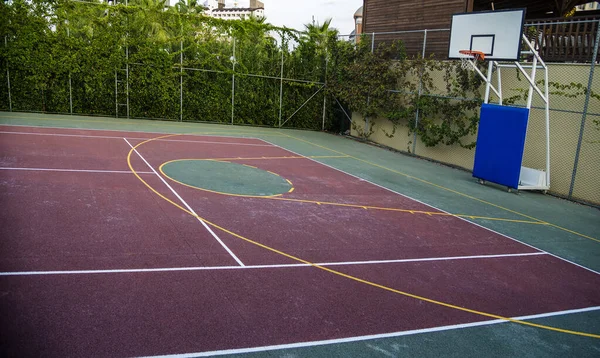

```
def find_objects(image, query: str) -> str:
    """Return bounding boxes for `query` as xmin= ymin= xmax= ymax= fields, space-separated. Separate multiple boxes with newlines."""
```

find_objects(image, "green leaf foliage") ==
xmin=6 ymin=0 xmax=579 ymax=148
xmin=329 ymin=36 xmax=484 ymax=147
xmin=0 ymin=0 xmax=333 ymax=128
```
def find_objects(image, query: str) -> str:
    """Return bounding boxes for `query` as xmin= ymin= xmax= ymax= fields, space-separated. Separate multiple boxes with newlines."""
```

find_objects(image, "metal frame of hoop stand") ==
xmin=463 ymin=35 xmax=550 ymax=192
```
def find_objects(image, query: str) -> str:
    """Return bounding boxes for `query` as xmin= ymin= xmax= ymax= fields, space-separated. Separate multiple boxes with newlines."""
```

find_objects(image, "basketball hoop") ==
xmin=458 ymin=50 xmax=485 ymax=70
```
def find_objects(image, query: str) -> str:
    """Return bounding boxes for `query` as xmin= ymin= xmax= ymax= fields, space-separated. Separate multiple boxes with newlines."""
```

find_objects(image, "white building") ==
xmin=204 ymin=0 xmax=264 ymax=20
xmin=576 ymin=1 xmax=600 ymax=11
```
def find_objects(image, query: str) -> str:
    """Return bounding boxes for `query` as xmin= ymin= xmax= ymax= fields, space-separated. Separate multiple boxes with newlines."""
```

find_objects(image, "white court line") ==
xmin=0 ymin=252 xmax=546 ymax=276
xmin=0 ymin=167 xmax=154 ymax=174
xmin=261 ymin=138 xmax=600 ymax=276
xmin=123 ymin=138 xmax=245 ymax=267
xmin=0 ymin=123 xmax=276 ymax=140
xmin=0 ymin=130 xmax=273 ymax=147
xmin=139 ymin=306 xmax=600 ymax=358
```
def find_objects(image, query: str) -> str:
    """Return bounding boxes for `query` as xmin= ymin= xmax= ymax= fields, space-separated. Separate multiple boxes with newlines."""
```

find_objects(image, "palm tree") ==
xmin=129 ymin=0 xmax=172 ymax=42
xmin=303 ymin=18 xmax=334 ymax=56
xmin=174 ymin=0 xmax=205 ymax=14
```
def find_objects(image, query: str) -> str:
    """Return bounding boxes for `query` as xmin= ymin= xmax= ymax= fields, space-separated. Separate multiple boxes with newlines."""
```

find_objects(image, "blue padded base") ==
xmin=472 ymin=104 xmax=530 ymax=189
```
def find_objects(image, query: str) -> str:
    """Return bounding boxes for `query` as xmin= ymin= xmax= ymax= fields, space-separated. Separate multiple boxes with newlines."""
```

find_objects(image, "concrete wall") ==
xmin=351 ymin=63 xmax=600 ymax=205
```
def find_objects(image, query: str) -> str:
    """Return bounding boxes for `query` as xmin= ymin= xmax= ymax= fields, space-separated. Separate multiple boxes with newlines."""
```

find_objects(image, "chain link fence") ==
xmin=347 ymin=19 xmax=600 ymax=206
xmin=2 ymin=41 xmax=329 ymax=129
xmin=0 ymin=1 xmax=330 ymax=131
xmin=1 ymin=2 xmax=598 ymax=206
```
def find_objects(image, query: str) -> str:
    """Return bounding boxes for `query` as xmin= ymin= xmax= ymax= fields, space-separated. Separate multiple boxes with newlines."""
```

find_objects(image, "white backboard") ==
xmin=448 ymin=9 xmax=526 ymax=61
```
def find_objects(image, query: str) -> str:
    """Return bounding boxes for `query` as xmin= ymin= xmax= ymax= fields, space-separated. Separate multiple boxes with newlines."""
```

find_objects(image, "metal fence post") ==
xmin=412 ymin=29 xmax=427 ymax=155
xmin=321 ymin=87 xmax=327 ymax=131
xmin=67 ymin=26 xmax=73 ymax=115
xmin=322 ymin=52 xmax=328 ymax=131
xmin=69 ymin=73 xmax=73 ymax=114
xmin=125 ymin=0 xmax=130 ymax=119
xmin=231 ymin=37 xmax=236 ymax=125
xmin=115 ymin=70 xmax=118 ymax=118
xmin=370 ymin=32 xmax=375 ymax=52
xmin=180 ymin=39 xmax=183 ymax=122
xmin=126 ymin=45 xmax=130 ymax=119
xmin=278 ymin=49 xmax=284 ymax=128
xmin=364 ymin=32 xmax=375 ymax=137
xmin=568 ymin=19 xmax=600 ymax=198
xmin=5 ymin=36 xmax=12 ymax=112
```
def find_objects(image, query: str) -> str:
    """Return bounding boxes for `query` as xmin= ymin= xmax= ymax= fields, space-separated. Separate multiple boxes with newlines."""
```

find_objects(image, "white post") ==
xmin=484 ymin=61 xmax=493 ymax=104
xmin=526 ymin=55 xmax=538 ymax=109
xmin=495 ymin=62 xmax=502 ymax=105
xmin=370 ymin=32 xmax=375 ymax=52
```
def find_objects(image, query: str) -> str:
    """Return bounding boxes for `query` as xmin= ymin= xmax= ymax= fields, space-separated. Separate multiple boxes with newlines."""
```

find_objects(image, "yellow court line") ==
xmin=279 ymin=133 xmax=600 ymax=244
xmin=158 ymin=160 xmax=543 ymax=226
xmin=159 ymin=160 xmax=291 ymax=199
xmin=185 ymin=155 xmax=349 ymax=161
xmin=267 ymin=197 xmax=545 ymax=225
xmin=126 ymin=133 xmax=600 ymax=339
xmin=310 ymin=155 xmax=352 ymax=159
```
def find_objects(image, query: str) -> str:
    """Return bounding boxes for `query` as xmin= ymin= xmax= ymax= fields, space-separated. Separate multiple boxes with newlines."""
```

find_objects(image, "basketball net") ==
xmin=458 ymin=50 xmax=485 ymax=71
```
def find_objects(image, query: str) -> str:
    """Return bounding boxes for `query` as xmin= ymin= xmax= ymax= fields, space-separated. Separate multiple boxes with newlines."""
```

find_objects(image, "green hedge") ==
xmin=0 ymin=0 xmax=337 ymax=129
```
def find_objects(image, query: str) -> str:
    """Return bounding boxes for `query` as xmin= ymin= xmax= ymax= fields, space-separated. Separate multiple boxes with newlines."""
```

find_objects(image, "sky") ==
xmin=215 ymin=0 xmax=364 ymax=35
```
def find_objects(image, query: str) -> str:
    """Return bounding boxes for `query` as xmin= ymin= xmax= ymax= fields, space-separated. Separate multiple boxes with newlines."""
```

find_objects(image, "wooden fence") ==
xmin=361 ymin=16 xmax=600 ymax=63
xmin=525 ymin=17 xmax=600 ymax=63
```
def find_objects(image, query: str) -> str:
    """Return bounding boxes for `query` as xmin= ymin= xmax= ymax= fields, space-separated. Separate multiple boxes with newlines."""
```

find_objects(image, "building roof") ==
xmin=354 ymin=6 xmax=363 ymax=18
xmin=474 ymin=0 xmax=593 ymax=18
xmin=212 ymin=7 xmax=264 ymax=12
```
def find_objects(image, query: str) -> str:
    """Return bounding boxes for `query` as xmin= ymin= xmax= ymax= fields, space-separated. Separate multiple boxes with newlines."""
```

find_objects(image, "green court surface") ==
xmin=219 ymin=309 xmax=600 ymax=357
xmin=1 ymin=112 xmax=599 ymax=357
xmin=161 ymin=159 xmax=293 ymax=197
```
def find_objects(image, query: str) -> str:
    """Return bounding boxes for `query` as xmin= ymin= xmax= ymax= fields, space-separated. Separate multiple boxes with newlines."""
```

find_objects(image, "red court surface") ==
xmin=1 ymin=125 xmax=599 ymax=357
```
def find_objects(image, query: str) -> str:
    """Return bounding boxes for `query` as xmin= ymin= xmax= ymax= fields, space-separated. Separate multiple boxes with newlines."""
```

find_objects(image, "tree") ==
xmin=303 ymin=18 xmax=333 ymax=56
xmin=174 ymin=0 xmax=205 ymax=15
xmin=130 ymin=0 xmax=172 ymax=43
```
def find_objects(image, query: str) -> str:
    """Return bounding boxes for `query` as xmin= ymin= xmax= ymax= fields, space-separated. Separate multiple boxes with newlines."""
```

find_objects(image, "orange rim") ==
xmin=459 ymin=50 xmax=485 ymax=60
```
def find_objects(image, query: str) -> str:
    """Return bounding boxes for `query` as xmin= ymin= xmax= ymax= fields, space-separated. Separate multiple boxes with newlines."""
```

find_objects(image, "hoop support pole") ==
xmin=495 ymin=61 xmax=502 ymax=105
xmin=469 ymin=60 xmax=501 ymax=100
xmin=484 ymin=61 xmax=493 ymax=103
xmin=514 ymin=62 xmax=547 ymax=103
xmin=511 ymin=34 xmax=551 ymax=191
xmin=526 ymin=55 xmax=538 ymax=109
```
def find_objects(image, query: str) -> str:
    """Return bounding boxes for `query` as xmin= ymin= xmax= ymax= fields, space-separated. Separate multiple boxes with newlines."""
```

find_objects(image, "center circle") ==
xmin=161 ymin=159 xmax=292 ymax=197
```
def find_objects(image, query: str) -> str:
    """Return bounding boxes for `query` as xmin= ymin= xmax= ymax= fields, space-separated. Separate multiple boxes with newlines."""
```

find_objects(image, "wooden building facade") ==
xmin=362 ymin=0 xmax=469 ymax=58
xmin=361 ymin=0 xmax=600 ymax=62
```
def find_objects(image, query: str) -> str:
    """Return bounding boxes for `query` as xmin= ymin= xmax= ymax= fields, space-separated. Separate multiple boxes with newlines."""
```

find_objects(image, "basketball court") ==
xmin=0 ymin=112 xmax=599 ymax=357
xmin=1 ymin=6 xmax=600 ymax=358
